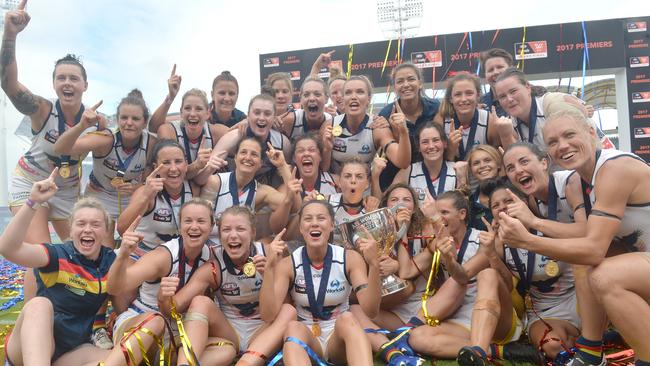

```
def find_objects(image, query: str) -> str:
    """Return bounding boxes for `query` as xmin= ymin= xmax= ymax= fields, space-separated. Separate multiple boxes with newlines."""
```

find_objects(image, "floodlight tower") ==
xmin=0 ymin=0 xmax=19 ymax=206
xmin=376 ymin=0 xmax=423 ymax=40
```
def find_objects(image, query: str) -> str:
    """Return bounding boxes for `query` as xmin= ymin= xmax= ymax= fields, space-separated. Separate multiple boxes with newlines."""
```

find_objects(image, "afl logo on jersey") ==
xmin=222 ymin=282 xmax=241 ymax=296
xmin=102 ymin=158 xmax=120 ymax=171
xmin=153 ymin=208 xmax=172 ymax=222
xmin=414 ymin=187 xmax=426 ymax=201
xmin=294 ymin=276 xmax=307 ymax=294
xmin=333 ymin=139 xmax=346 ymax=153
xmin=44 ymin=129 xmax=60 ymax=144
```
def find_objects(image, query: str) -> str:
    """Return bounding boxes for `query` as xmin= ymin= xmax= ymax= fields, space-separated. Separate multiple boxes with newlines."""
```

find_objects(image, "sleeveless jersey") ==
xmin=536 ymin=170 xmax=575 ymax=224
xmin=133 ymin=237 xmax=212 ymax=312
xmin=170 ymin=120 xmax=214 ymax=164
xmin=408 ymin=161 xmax=457 ymax=204
xmin=15 ymin=99 xmax=91 ymax=187
xmin=87 ymin=130 xmax=151 ymax=193
xmin=210 ymin=172 xmax=257 ymax=241
xmin=589 ymin=149 xmax=650 ymax=252
xmin=138 ymin=181 xmax=194 ymax=252
xmin=512 ymin=96 xmax=547 ymax=150
xmin=291 ymin=244 xmax=351 ymax=323
xmin=290 ymin=109 xmax=332 ymax=139
xmin=403 ymin=237 xmax=428 ymax=305
xmin=244 ymin=128 xmax=286 ymax=187
xmin=214 ymin=242 xmax=265 ymax=320
xmin=331 ymin=114 xmax=375 ymax=173
xmin=302 ymin=171 xmax=338 ymax=197
xmin=446 ymin=228 xmax=481 ymax=299
xmin=328 ymin=193 xmax=366 ymax=226
xmin=444 ymin=109 xmax=489 ymax=161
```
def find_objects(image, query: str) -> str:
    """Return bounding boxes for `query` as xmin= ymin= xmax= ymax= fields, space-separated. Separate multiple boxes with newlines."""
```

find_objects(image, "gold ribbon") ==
xmin=517 ymin=26 xmax=527 ymax=71
xmin=118 ymin=312 xmax=168 ymax=366
xmin=421 ymin=248 xmax=441 ymax=326
xmin=171 ymin=300 xmax=199 ymax=366
xmin=346 ymin=44 xmax=354 ymax=79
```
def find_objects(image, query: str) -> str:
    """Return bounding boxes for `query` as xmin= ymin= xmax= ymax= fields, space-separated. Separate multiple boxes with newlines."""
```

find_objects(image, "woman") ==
xmin=457 ymin=180 xmax=571 ymax=366
xmin=278 ymin=77 xmax=332 ymax=139
xmin=349 ymin=184 xmax=436 ymax=365
xmin=156 ymin=88 xmax=227 ymax=181
xmin=493 ymin=68 xmax=604 ymax=152
xmin=158 ymin=206 xmax=297 ymax=366
xmin=498 ymin=105 xmax=650 ymax=366
xmin=108 ymin=199 xmax=218 ymax=364
xmin=375 ymin=63 xmax=440 ymax=190
xmin=260 ymin=200 xmax=382 ymax=365
xmin=0 ymin=174 xmax=163 ymax=366
xmin=405 ymin=191 xmax=524 ymax=360
xmin=209 ymin=71 xmax=247 ymax=127
xmin=3 ymin=4 xmax=92 ymax=245
xmin=200 ymin=136 xmax=299 ymax=242
xmin=328 ymin=73 xmax=347 ymax=115
xmin=479 ymin=48 xmax=513 ymax=117
xmin=54 ymin=90 xmax=155 ymax=246
xmin=322 ymin=75 xmax=411 ymax=174
xmin=466 ymin=145 xmax=503 ymax=231
xmin=392 ymin=122 xmax=466 ymax=205
xmin=117 ymin=140 xmax=197 ymax=259
xmin=328 ymin=157 xmax=379 ymax=230
xmin=266 ymin=72 xmax=295 ymax=116
xmin=211 ymin=94 xmax=291 ymax=188
xmin=439 ymin=72 xmax=505 ymax=161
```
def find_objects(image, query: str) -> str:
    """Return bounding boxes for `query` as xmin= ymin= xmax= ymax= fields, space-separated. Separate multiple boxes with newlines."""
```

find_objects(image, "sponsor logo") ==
xmin=102 ymin=158 xmax=120 ymax=171
xmin=632 ymin=92 xmax=650 ymax=103
xmin=332 ymin=139 xmax=347 ymax=153
xmin=514 ymin=41 xmax=548 ymax=60
xmin=44 ymin=129 xmax=60 ymax=144
xmin=327 ymin=279 xmax=345 ymax=294
xmin=634 ymin=127 xmax=650 ymax=138
xmin=627 ymin=21 xmax=647 ymax=33
xmin=290 ymin=71 xmax=301 ymax=81
xmin=411 ymin=50 xmax=442 ymax=68
xmin=414 ymin=187 xmax=426 ymax=201
xmin=630 ymin=56 xmax=650 ymax=68
xmin=360 ymin=144 xmax=371 ymax=154
xmin=263 ymin=57 xmax=280 ymax=68
xmin=294 ymin=276 xmax=307 ymax=294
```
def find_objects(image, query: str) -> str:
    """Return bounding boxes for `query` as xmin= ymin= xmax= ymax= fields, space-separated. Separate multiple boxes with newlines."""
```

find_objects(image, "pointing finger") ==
xmin=498 ymin=146 xmax=505 ymax=155
xmin=267 ymin=142 xmax=275 ymax=153
xmin=127 ymin=215 xmax=142 ymax=232
xmin=200 ymin=135 xmax=207 ymax=149
xmin=149 ymin=163 xmax=164 ymax=178
xmin=274 ymin=228 xmax=287 ymax=242
xmin=17 ymin=0 xmax=26 ymax=10
xmin=49 ymin=167 xmax=59 ymax=180
xmin=449 ymin=118 xmax=456 ymax=132
xmin=394 ymin=100 xmax=403 ymax=114
xmin=506 ymin=188 xmax=523 ymax=203
xmin=291 ymin=166 xmax=297 ymax=178
xmin=171 ymin=63 xmax=177 ymax=76
xmin=90 ymin=100 xmax=103 ymax=111
xmin=327 ymin=50 xmax=335 ymax=57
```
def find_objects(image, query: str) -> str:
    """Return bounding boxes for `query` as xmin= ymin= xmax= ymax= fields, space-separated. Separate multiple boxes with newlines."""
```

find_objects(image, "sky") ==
xmin=0 ymin=0 xmax=648 ymax=201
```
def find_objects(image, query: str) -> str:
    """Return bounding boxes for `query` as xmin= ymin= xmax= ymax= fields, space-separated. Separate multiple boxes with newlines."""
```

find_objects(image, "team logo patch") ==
xmin=222 ymin=282 xmax=241 ymax=296
xmin=332 ymin=139 xmax=347 ymax=153
xmin=153 ymin=208 xmax=172 ymax=222
xmin=294 ymin=276 xmax=307 ymax=294
xmin=102 ymin=158 xmax=120 ymax=171
xmin=44 ymin=129 xmax=60 ymax=144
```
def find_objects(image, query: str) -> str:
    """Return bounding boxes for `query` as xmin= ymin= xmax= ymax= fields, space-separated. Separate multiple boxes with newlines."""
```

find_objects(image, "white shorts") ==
xmin=526 ymin=292 xmax=581 ymax=333
xmin=9 ymin=174 xmax=79 ymax=220
xmin=227 ymin=318 xmax=265 ymax=353
xmin=84 ymin=184 xmax=129 ymax=220
xmin=302 ymin=318 xmax=337 ymax=361
xmin=388 ymin=300 xmax=421 ymax=324
xmin=113 ymin=306 xmax=177 ymax=346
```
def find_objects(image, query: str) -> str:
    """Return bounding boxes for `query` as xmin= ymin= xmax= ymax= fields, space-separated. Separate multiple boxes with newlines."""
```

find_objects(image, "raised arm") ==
xmin=158 ymin=261 xmax=218 ymax=316
xmin=310 ymin=50 xmax=335 ymax=78
xmin=375 ymin=104 xmax=411 ymax=169
xmin=1 ymin=1 xmax=52 ymax=128
xmin=149 ymin=64 xmax=181 ymax=133
xmin=53 ymin=100 xmax=111 ymax=156
xmin=0 ymin=169 xmax=57 ymax=268
xmin=116 ymin=164 xmax=164 ymax=234
xmin=259 ymin=230 xmax=292 ymax=322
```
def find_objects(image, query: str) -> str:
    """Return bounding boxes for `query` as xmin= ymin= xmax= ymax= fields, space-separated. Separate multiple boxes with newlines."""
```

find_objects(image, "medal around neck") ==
xmin=242 ymin=261 xmax=256 ymax=278
xmin=59 ymin=165 xmax=70 ymax=178
xmin=544 ymin=260 xmax=560 ymax=277
xmin=331 ymin=125 xmax=343 ymax=137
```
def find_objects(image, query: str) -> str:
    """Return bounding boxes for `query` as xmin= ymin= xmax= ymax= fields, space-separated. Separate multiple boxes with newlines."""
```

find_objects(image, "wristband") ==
xmin=25 ymin=198 xmax=40 ymax=210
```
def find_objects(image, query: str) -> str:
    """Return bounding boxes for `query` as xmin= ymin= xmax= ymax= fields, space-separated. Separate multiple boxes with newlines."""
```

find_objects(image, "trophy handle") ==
xmin=389 ymin=203 xmax=408 ymax=240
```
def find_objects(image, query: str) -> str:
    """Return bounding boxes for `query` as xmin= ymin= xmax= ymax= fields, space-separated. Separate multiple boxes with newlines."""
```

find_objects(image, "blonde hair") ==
xmin=179 ymin=198 xmax=215 ymax=226
xmin=266 ymin=72 xmax=294 ymax=95
xmin=467 ymin=144 xmax=503 ymax=178
xmin=71 ymin=197 xmax=111 ymax=229
xmin=217 ymin=206 xmax=257 ymax=230
xmin=546 ymin=103 xmax=600 ymax=149
xmin=181 ymin=88 xmax=210 ymax=109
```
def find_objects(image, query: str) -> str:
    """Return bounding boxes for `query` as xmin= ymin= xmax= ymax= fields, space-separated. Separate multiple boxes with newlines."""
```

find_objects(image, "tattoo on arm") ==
xmin=10 ymin=90 xmax=42 ymax=115
xmin=1 ymin=39 xmax=15 ymax=68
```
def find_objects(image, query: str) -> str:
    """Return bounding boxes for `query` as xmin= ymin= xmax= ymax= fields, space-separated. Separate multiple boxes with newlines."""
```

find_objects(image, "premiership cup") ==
xmin=338 ymin=206 xmax=409 ymax=296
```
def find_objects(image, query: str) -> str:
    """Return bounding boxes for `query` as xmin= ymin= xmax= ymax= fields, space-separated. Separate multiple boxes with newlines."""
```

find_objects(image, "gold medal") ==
xmin=242 ymin=261 xmax=256 ymax=278
xmin=525 ymin=294 xmax=534 ymax=310
xmin=544 ymin=260 xmax=560 ymax=277
xmin=111 ymin=177 xmax=125 ymax=188
xmin=59 ymin=165 xmax=70 ymax=178
xmin=331 ymin=125 xmax=343 ymax=137
xmin=311 ymin=323 xmax=321 ymax=337
xmin=316 ymin=194 xmax=325 ymax=201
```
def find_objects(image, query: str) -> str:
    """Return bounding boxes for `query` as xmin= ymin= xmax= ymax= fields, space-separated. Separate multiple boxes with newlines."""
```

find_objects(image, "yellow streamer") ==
xmin=421 ymin=248 xmax=441 ymax=326
xmin=171 ymin=300 xmax=199 ymax=366
xmin=517 ymin=26 xmax=527 ymax=71
xmin=346 ymin=44 xmax=354 ymax=79
xmin=380 ymin=39 xmax=393 ymax=77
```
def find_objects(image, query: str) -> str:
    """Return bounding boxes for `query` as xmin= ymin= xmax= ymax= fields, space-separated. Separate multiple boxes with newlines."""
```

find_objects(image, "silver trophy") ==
xmin=338 ymin=206 xmax=409 ymax=296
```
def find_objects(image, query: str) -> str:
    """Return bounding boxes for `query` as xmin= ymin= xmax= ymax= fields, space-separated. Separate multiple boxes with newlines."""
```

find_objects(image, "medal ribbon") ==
xmin=421 ymin=249 xmax=441 ymax=326
xmin=581 ymin=150 xmax=602 ymax=218
xmin=161 ymin=183 xmax=187 ymax=234
xmin=115 ymin=131 xmax=141 ymax=178
xmin=338 ymin=114 xmax=370 ymax=136
xmin=176 ymin=237 xmax=202 ymax=290
xmin=420 ymin=161 xmax=448 ymax=198
xmin=55 ymin=100 xmax=85 ymax=168
xmin=515 ymin=97 xmax=538 ymax=143
xmin=302 ymin=245 xmax=333 ymax=320
xmin=509 ymin=246 xmax=536 ymax=296
xmin=455 ymin=229 xmax=472 ymax=263
xmin=228 ymin=172 xmax=256 ymax=207
xmin=223 ymin=244 xmax=257 ymax=275
xmin=297 ymin=169 xmax=322 ymax=199
xmin=181 ymin=125 xmax=205 ymax=164
xmin=547 ymin=175 xmax=559 ymax=221
xmin=453 ymin=109 xmax=479 ymax=159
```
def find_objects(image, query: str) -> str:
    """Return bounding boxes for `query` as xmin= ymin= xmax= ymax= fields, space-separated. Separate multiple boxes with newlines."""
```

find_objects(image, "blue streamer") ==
xmin=581 ymin=21 xmax=600 ymax=129
xmin=269 ymin=336 xmax=330 ymax=366
xmin=0 ymin=259 xmax=24 ymax=311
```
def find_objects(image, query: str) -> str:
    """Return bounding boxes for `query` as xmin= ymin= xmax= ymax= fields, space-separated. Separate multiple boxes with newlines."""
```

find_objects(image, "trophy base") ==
xmin=381 ymin=275 xmax=409 ymax=297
